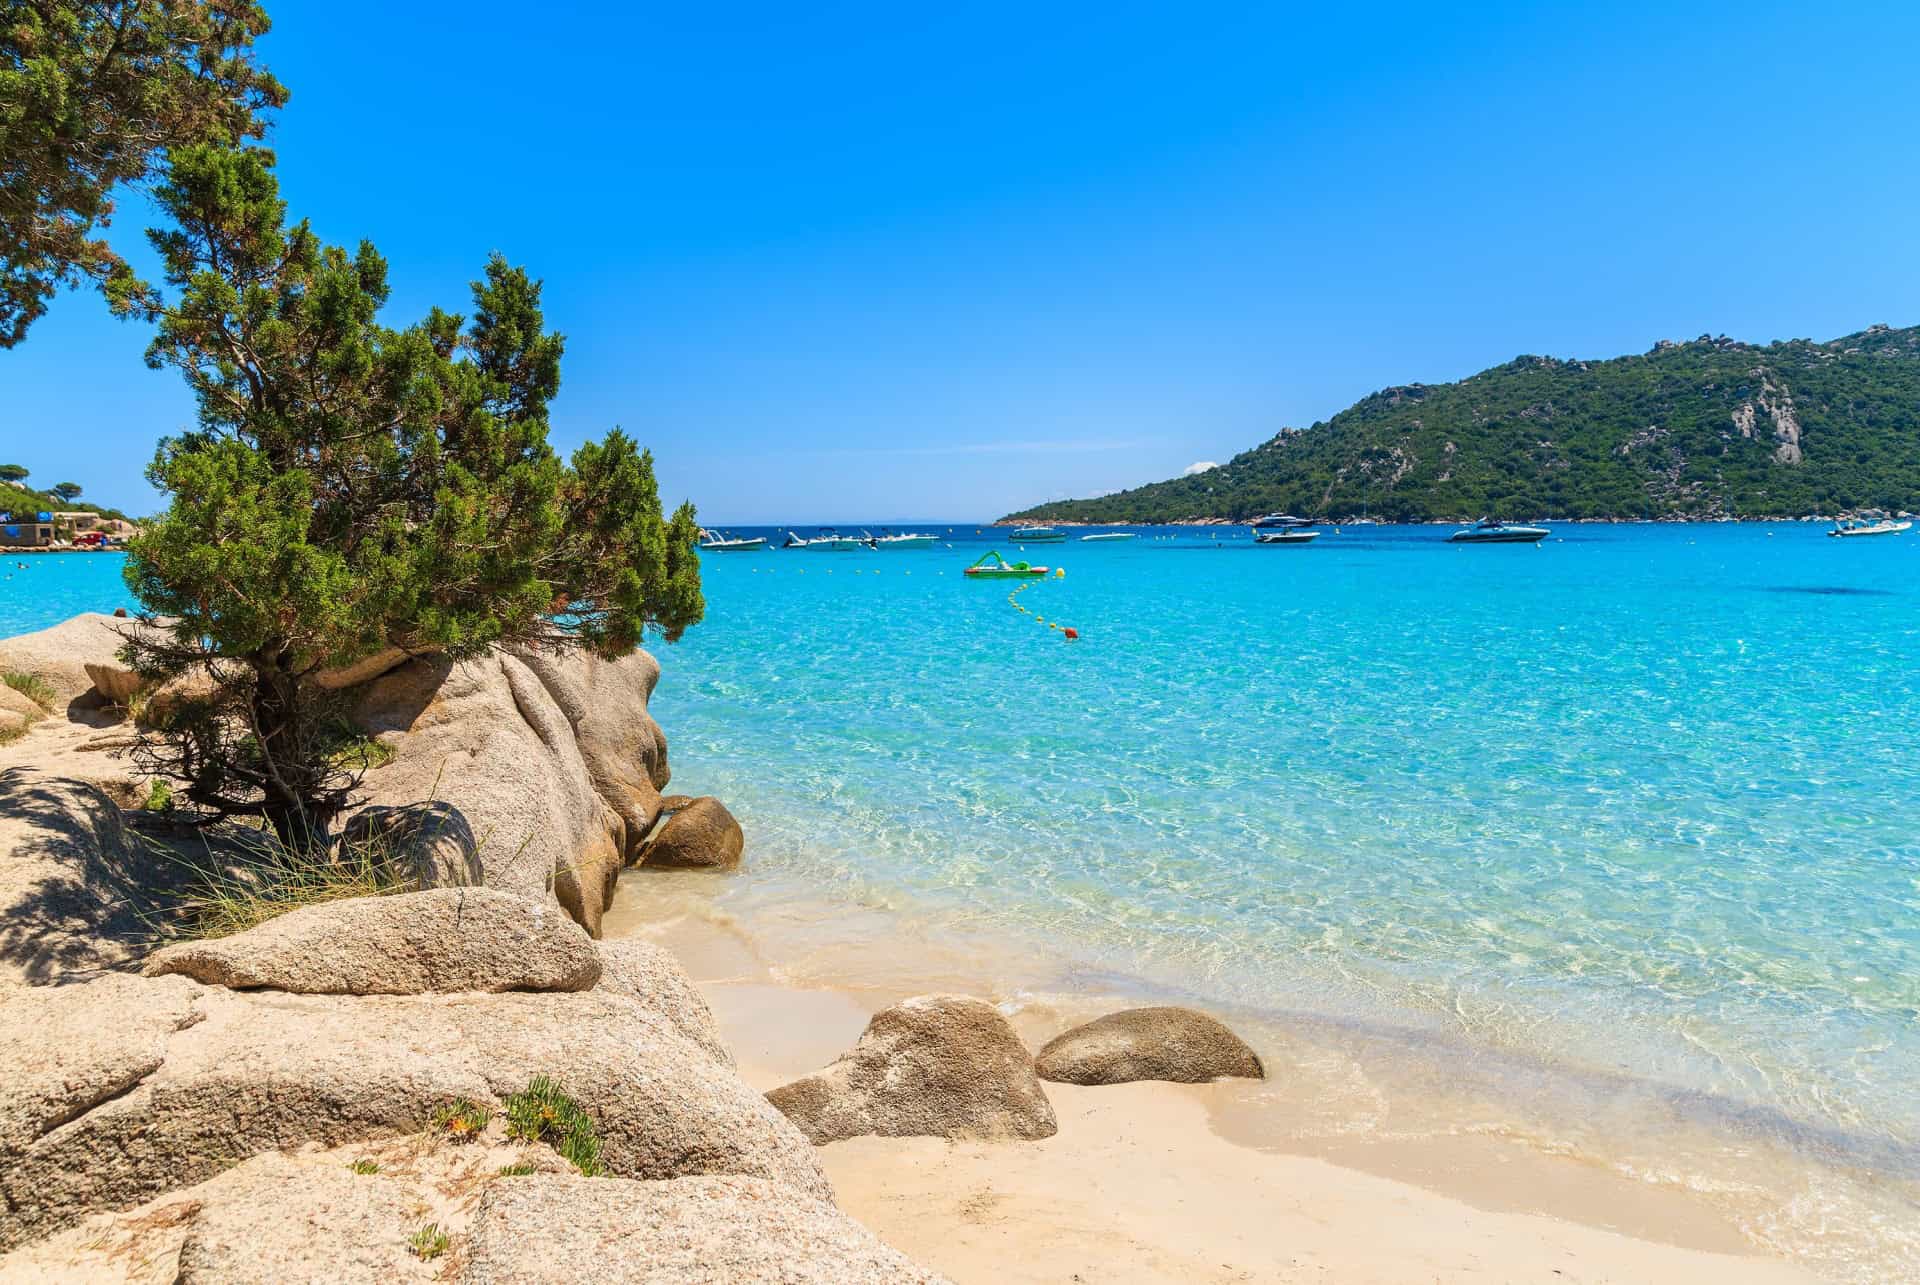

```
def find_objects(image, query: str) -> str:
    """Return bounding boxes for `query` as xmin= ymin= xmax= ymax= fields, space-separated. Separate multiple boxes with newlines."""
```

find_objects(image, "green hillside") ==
xmin=1004 ymin=324 xmax=1920 ymax=522
xmin=0 ymin=480 xmax=128 ymax=523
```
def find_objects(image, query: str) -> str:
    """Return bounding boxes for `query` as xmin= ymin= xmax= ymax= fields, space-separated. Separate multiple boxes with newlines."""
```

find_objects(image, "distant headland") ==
xmin=1003 ymin=324 xmax=1920 ymax=524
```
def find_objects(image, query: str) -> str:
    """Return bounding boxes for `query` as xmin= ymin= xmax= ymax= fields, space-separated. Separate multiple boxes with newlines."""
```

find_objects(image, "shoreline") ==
xmin=602 ymin=881 xmax=1816 ymax=1283
xmin=601 ymin=874 xmax=1833 ymax=1283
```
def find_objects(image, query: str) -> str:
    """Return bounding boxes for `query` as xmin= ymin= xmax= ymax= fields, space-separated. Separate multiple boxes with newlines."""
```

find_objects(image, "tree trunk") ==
xmin=251 ymin=655 xmax=326 ymax=855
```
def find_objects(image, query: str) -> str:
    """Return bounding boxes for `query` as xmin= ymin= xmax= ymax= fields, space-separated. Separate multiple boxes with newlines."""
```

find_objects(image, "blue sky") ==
xmin=4 ymin=1 xmax=1918 ymax=521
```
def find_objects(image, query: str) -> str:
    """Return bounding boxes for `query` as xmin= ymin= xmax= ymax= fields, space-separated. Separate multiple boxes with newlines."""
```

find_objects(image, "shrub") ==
xmin=406 ymin=1223 xmax=450 ymax=1261
xmin=142 ymin=779 xmax=174 ymax=813
xmin=503 ymin=1076 xmax=605 ymax=1176
xmin=432 ymin=1098 xmax=491 ymax=1144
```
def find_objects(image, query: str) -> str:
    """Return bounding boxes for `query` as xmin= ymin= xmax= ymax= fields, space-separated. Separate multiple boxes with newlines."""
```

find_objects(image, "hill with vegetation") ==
xmin=1004 ymin=324 xmax=1920 ymax=522
xmin=0 ymin=476 xmax=129 ymax=523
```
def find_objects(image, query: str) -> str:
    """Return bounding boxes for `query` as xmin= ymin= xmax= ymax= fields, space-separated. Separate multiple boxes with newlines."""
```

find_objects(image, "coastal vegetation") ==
xmin=1004 ymin=325 xmax=1920 ymax=523
xmin=0 ymin=469 xmax=127 ymax=522
xmin=116 ymin=142 xmax=704 ymax=847
xmin=0 ymin=0 xmax=284 ymax=347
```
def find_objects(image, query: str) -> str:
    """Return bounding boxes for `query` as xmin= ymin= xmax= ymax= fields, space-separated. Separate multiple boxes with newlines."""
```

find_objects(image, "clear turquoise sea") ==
xmin=6 ymin=530 xmax=1917 ymax=1275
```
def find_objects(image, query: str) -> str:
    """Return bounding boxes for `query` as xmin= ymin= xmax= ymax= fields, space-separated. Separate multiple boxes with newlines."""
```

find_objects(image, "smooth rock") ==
xmin=82 ymin=660 xmax=147 ymax=706
xmin=1034 ymin=1006 xmax=1265 ymax=1085
xmin=0 ymin=769 xmax=173 ymax=989
xmin=143 ymin=888 xmax=602 ymax=995
xmin=351 ymin=654 xmax=627 ymax=935
xmin=0 ymin=684 xmax=44 ymax=721
xmin=0 ymin=613 xmax=142 ymax=706
xmin=593 ymin=938 xmax=731 ymax=1065
xmin=767 ymin=994 xmax=1056 ymax=1144
xmin=510 ymin=647 xmax=671 ymax=861
xmin=463 ymin=1173 xmax=944 ymax=1284
xmin=0 ymin=977 xmax=830 ymax=1251
xmin=639 ymin=795 xmax=743 ymax=870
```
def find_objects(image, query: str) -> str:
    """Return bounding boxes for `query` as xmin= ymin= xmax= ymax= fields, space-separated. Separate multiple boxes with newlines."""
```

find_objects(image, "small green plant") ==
xmin=496 ymin=1161 xmax=537 ymax=1177
xmin=142 ymin=779 xmax=175 ymax=813
xmin=503 ymin=1076 xmax=605 ymax=1176
xmin=2 ymin=671 xmax=55 ymax=710
xmin=432 ymin=1098 xmax=492 ymax=1144
xmin=326 ymin=728 xmax=395 ymax=771
xmin=348 ymin=1158 xmax=380 ymax=1175
xmin=406 ymin=1223 xmax=450 ymax=1261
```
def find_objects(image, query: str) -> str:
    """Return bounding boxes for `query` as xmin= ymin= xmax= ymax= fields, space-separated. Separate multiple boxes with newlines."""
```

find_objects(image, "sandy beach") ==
xmin=605 ymin=886 xmax=1816 ymax=1284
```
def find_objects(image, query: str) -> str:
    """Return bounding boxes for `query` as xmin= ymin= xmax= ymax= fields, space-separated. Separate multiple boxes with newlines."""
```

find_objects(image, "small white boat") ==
xmin=1829 ymin=517 xmax=1911 ymax=538
xmin=782 ymin=530 xmax=863 ymax=551
xmin=1447 ymin=517 xmax=1549 ymax=544
xmin=698 ymin=529 xmax=766 ymax=552
xmin=864 ymin=531 xmax=937 ymax=549
xmin=1079 ymin=532 xmax=1136 ymax=542
xmin=1255 ymin=529 xmax=1320 ymax=545
xmin=1011 ymin=526 xmax=1067 ymax=543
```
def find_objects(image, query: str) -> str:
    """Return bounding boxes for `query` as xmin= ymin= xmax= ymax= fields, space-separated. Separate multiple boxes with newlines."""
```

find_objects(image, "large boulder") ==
xmin=0 ymin=1156 xmax=940 ymax=1284
xmin=509 ymin=647 xmax=671 ymax=861
xmin=463 ymin=1174 xmax=943 ymax=1284
xmin=0 ymin=975 xmax=830 ymax=1251
xmin=638 ymin=795 xmax=743 ymax=870
xmin=1034 ymin=1006 xmax=1265 ymax=1085
xmin=766 ymin=995 xmax=1056 ymax=1144
xmin=593 ymin=938 xmax=731 ymax=1065
xmin=143 ymin=888 xmax=602 ymax=995
xmin=0 ymin=769 xmax=171 ymax=989
xmin=0 ymin=613 xmax=144 ymax=706
xmin=350 ymin=654 xmax=630 ymax=936
xmin=0 ymin=684 xmax=44 ymax=722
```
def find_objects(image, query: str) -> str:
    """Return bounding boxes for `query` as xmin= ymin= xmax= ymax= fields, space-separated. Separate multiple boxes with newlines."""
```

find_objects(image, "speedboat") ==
xmin=863 ymin=530 xmax=937 ymax=549
xmin=963 ymin=551 xmax=1050 ymax=579
xmin=1447 ymin=517 xmax=1550 ymax=544
xmin=1829 ymin=517 xmax=1911 ymax=538
xmin=1249 ymin=513 xmax=1316 ymax=529
xmin=698 ymin=529 xmax=767 ymax=552
xmin=1255 ymin=529 xmax=1320 ymax=545
xmin=1010 ymin=526 xmax=1067 ymax=543
xmin=782 ymin=529 xmax=864 ymax=551
xmin=1079 ymin=532 xmax=1136 ymax=542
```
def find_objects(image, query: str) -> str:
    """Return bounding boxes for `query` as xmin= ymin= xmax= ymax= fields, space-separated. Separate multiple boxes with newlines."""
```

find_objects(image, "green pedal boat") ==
xmin=964 ymin=551 xmax=1051 ymax=579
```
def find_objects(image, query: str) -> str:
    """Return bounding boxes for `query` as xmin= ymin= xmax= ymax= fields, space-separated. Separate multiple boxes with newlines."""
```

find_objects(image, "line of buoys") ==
xmin=1006 ymin=567 xmax=1078 ymax=641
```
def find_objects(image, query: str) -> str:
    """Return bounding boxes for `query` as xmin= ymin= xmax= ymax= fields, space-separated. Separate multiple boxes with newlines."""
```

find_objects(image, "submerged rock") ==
xmin=1034 ymin=1006 xmax=1264 ymax=1085
xmin=638 ymin=795 xmax=743 ymax=870
xmin=464 ymin=1173 xmax=944 ymax=1284
xmin=143 ymin=888 xmax=602 ymax=995
xmin=767 ymin=994 xmax=1056 ymax=1144
xmin=0 ymin=975 xmax=828 ymax=1251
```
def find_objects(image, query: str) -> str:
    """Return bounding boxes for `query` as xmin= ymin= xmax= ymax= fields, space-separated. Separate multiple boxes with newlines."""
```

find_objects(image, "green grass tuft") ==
xmin=2 ymin=671 xmax=55 ymax=710
xmin=496 ymin=1161 xmax=537 ymax=1177
xmin=142 ymin=779 xmax=174 ymax=813
xmin=348 ymin=1158 xmax=380 ymax=1175
xmin=503 ymin=1076 xmax=605 ymax=1176
xmin=406 ymin=1223 xmax=450 ymax=1261
xmin=158 ymin=825 xmax=415 ymax=941
xmin=432 ymin=1097 xmax=492 ymax=1144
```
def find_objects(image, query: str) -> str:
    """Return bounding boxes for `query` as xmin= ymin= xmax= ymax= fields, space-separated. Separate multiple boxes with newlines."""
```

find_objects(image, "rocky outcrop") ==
xmin=0 ymin=769 xmax=172 ymax=989
xmin=464 ymin=1174 xmax=943 ymax=1284
xmin=509 ymin=647 xmax=671 ymax=861
xmin=593 ymin=938 xmax=731 ymax=1065
xmin=1034 ymin=1007 xmax=1265 ymax=1085
xmin=1 ymin=1154 xmax=938 ymax=1284
xmin=639 ymin=795 xmax=743 ymax=870
xmin=0 ymin=684 xmax=44 ymax=724
xmin=767 ymin=995 xmax=1056 ymax=1144
xmin=0 ymin=975 xmax=829 ymax=1251
xmin=350 ymin=652 xmax=645 ymax=936
xmin=0 ymin=613 xmax=147 ymax=706
xmin=143 ymin=888 xmax=602 ymax=995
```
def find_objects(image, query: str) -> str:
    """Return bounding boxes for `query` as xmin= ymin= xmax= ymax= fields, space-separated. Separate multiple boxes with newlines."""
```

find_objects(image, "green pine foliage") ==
xmin=1005 ymin=326 xmax=1920 ymax=523
xmin=117 ymin=143 xmax=703 ymax=845
xmin=0 ymin=1 xmax=285 ymax=346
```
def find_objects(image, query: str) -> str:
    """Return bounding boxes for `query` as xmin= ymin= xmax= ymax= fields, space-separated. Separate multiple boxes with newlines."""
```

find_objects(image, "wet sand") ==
xmin=606 ymin=886 xmax=1816 ymax=1283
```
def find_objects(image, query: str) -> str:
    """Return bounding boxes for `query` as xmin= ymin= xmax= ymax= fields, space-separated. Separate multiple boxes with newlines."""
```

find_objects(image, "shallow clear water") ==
xmin=7 ymin=530 xmax=1918 ymax=1274
xmin=654 ymin=523 xmax=1920 ymax=1277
